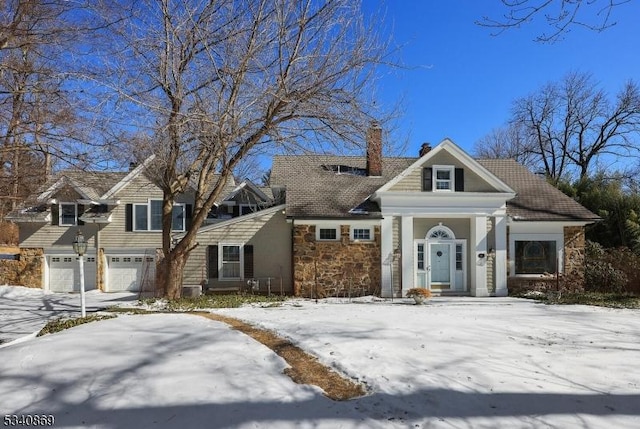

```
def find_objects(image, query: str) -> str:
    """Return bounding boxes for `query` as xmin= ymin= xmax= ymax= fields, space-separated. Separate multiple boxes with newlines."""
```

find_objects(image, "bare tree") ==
xmin=473 ymin=122 xmax=538 ymax=169
xmin=477 ymin=0 xmax=631 ymax=42
xmin=479 ymin=72 xmax=640 ymax=184
xmin=0 ymin=0 xmax=90 ymax=215
xmin=92 ymin=0 xmax=392 ymax=299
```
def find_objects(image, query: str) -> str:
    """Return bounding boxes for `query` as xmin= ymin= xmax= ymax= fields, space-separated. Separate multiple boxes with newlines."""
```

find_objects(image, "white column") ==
xmin=380 ymin=216 xmax=394 ymax=298
xmin=494 ymin=215 xmax=508 ymax=296
xmin=401 ymin=215 xmax=414 ymax=295
xmin=471 ymin=215 xmax=488 ymax=297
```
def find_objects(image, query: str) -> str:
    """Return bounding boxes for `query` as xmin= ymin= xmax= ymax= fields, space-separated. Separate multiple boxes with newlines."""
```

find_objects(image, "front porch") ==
xmin=380 ymin=214 xmax=508 ymax=298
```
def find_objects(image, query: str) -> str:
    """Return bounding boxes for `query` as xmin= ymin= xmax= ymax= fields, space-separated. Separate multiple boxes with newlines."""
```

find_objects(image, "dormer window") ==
xmin=422 ymin=166 xmax=464 ymax=192
xmin=59 ymin=203 xmax=78 ymax=226
xmin=322 ymin=164 xmax=367 ymax=176
xmin=434 ymin=166 xmax=454 ymax=191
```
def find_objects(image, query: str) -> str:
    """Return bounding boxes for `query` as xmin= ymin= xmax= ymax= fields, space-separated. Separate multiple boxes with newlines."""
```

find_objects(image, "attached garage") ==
xmin=48 ymin=254 xmax=97 ymax=292
xmin=105 ymin=254 xmax=155 ymax=292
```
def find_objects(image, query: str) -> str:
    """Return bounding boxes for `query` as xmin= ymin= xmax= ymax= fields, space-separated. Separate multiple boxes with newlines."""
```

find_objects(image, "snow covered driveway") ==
xmin=0 ymin=286 xmax=136 ymax=345
xmin=1 ymin=288 xmax=640 ymax=428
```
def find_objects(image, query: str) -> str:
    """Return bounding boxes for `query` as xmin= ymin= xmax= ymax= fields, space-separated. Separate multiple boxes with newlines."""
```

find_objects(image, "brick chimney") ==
xmin=366 ymin=122 xmax=382 ymax=177
xmin=419 ymin=142 xmax=432 ymax=157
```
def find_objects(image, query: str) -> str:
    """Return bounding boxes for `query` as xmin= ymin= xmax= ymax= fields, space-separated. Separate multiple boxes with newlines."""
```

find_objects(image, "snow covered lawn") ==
xmin=1 ymin=287 xmax=640 ymax=428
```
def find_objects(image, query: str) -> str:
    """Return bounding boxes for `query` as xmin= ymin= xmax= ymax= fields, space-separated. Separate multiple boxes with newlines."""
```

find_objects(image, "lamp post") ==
xmin=72 ymin=230 xmax=88 ymax=318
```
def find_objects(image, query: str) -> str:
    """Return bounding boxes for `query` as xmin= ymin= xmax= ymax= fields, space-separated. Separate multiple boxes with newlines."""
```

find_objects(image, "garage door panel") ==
xmin=48 ymin=255 xmax=97 ymax=293
xmin=107 ymin=255 xmax=155 ymax=292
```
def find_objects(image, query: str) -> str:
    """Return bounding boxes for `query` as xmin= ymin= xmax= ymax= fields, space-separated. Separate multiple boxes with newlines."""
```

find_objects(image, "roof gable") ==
xmin=36 ymin=172 xmax=126 ymax=203
xmin=224 ymin=179 xmax=271 ymax=203
xmin=377 ymin=139 xmax=515 ymax=194
xmin=102 ymin=156 xmax=158 ymax=200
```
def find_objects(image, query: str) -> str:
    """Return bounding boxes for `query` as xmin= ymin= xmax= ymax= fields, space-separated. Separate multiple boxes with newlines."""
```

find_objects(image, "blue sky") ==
xmin=365 ymin=1 xmax=640 ymax=157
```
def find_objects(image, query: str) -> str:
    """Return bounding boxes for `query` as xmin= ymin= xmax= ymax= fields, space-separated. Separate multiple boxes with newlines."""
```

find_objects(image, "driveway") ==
xmin=0 ymin=286 xmax=137 ymax=346
xmin=1 ymin=287 xmax=639 ymax=428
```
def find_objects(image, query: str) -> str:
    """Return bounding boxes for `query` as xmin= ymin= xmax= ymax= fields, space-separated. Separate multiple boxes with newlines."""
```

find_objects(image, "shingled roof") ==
xmin=271 ymin=155 xmax=599 ymax=222
xmin=51 ymin=171 xmax=128 ymax=201
xmin=478 ymin=159 xmax=599 ymax=221
xmin=271 ymin=155 xmax=414 ymax=218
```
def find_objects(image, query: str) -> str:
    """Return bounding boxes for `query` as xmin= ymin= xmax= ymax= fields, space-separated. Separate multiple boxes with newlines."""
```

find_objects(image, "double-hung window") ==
xmin=133 ymin=200 xmax=186 ymax=232
xmin=59 ymin=203 xmax=78 ymax=226
xmin=221 ymin=245 xmax=241 ymax=279
xmin=433 ymin=166 xmax=454 ymax=191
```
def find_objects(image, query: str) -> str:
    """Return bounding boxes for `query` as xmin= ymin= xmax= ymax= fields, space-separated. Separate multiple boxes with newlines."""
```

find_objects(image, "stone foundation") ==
xmin=0 ymin=248 xmax=43 ymax=287
xmin=293 ymin=224 xmax=381 ymax=297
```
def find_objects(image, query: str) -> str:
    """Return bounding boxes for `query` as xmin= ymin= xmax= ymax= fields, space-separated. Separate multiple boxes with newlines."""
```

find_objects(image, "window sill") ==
xmin=510 ymin=273 xmax=560 ymax=278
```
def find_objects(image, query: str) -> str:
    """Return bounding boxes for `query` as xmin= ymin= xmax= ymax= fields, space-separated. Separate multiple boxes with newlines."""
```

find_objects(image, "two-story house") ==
xmin=267 ymin=125 xmax=599 ymax=297
xmin=6 ymin=158 xmax=239 ymax=293
xmin=7 ymin=125 xmax=599 ymax=298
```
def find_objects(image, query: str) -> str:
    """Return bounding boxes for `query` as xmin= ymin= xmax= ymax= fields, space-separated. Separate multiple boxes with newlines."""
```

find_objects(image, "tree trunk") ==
xmin=156 ymin=248 xmax=188 ymax=300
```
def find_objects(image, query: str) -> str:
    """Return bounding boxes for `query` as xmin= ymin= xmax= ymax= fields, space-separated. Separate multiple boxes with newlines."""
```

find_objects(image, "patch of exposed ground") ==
xmin=198 ymin=312 xmax=366 ymax=401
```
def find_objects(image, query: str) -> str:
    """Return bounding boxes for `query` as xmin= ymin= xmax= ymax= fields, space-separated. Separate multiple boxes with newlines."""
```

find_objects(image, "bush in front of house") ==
xmin=585 ymin=241 xmax=629 ymax=293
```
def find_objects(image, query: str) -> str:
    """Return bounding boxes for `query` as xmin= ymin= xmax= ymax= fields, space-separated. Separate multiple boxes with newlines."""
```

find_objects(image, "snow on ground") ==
xmin=1 ymin=286 xmax=640 ymax=428
xmin=0 ymin=285 xmax=136 ymax=346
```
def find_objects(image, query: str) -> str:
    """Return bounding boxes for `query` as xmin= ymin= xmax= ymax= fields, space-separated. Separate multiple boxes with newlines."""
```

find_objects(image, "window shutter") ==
xmin=185 ymin=204 xmax=193 ymax=229
xmin=77 ymin=204 xmax=85 ymax=226
xmin=125 ymin=204 xmax=133 ymax=231
xmin=208 ymin=245 xmax=219 ymax=279
xmin=244 ymin=245 xmax=254 ymax=278
xmin=422 ymin=168 xmax=433 ymax=192
xmin=51 ymin=203 xmax=59 ymax=225
xmin=455 ymin=168 xmax=464 ymax=192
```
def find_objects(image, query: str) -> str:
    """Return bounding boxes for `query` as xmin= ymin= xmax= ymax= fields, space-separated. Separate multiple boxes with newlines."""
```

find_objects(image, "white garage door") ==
xmin=106 ymin=255 xmax=155 ymax=292
xmin=48 ymin=255 xmax=97 ymax=293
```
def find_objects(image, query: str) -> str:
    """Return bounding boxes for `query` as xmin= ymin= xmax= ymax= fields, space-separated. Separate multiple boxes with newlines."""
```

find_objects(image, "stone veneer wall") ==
xmin=508 ymin=225 xmax=586 ymax=294
xmin=0 ymin=248 xmax=43 ymax=288
xmin=97 ymin=248 xmax=105 ymax=291
xmin=293 ymin=224 xmax=381 ymax=297
xmin=563 ymin=225 xmax=586 ymax=286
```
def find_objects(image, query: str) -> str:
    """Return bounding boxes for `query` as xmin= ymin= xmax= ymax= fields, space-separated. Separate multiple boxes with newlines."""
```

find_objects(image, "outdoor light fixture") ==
xmin=73 ymin=230 xmax=88 ymax=317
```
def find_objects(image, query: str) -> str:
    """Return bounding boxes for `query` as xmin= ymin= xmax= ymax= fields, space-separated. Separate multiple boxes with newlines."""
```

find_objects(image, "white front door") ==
xmin=429 ymin=242 xmax=453 ymax=288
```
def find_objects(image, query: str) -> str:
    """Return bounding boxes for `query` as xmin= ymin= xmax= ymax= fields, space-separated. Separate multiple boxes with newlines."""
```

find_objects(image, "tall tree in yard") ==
xmin=92 ymin=0 xmax=391 ymax=299
xmin=0 ymin=0 xmax=88 ymax=216
xmin=476 ymin=72 xmax=640 ymax=184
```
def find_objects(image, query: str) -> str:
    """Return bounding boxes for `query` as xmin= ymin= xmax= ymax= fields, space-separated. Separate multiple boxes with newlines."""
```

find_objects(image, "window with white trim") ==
xmin=455 ymin=244 xmax=463 ymax=270
xmin=317 ymin=227 xmax=338 ymax=241
xmin=433 ymin=166 xmax=454 ymax=191
xmin=221 ymin=245 xmax=241 ymax=279
xmin=134 ymin=200 xmax=185 ymax=232
xmin=351 ymin=226 xmax=374 ymax=241
xmin=417 ymin=243 xmax=425 ymax=270
xmin=515 ymin=240 xmax=557 ymax=274
xmin=60 ymin=203 xmax=77 ymax=226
